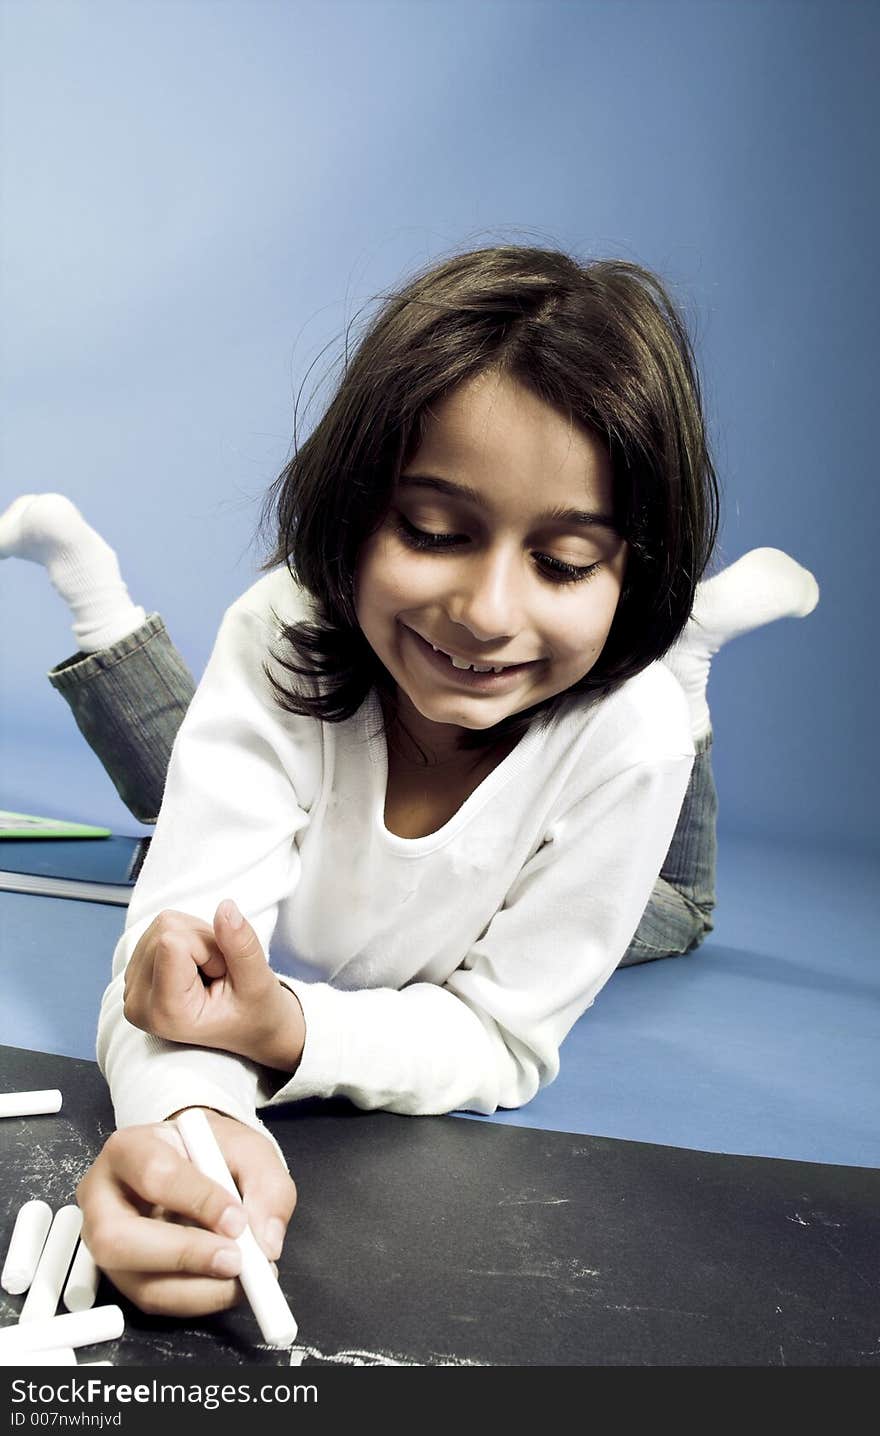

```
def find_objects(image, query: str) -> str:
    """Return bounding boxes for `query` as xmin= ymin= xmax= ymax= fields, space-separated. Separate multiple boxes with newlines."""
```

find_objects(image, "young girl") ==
xmin=0 ymin=247 xmax=818 ymax=1321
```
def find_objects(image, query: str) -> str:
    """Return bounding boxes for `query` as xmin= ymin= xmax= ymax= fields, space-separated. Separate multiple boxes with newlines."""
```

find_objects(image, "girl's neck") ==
xmin=381 ymin=690 xmax=497 ymax=773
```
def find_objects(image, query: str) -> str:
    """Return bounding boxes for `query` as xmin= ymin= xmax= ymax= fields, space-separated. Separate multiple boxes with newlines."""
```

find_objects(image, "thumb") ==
xmin=213 ymin=900 xmax=268 ymax=980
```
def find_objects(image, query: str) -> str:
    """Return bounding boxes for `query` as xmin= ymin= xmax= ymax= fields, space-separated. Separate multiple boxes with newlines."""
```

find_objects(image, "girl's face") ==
xmin=355 ymin=369 xmax=628 ymax=753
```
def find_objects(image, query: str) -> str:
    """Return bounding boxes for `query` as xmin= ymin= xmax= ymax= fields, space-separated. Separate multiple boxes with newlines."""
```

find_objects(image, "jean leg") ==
xmin=618 ymin=732 xmax=718 ymax=967
xmin=47 ymin=614 xmax=196 ymax=824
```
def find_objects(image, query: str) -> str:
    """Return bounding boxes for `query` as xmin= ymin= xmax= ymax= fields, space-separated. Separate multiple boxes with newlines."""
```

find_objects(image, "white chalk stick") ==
xmin=0 ymin=1090 xmax=62 ymax=1119
xmin=19 ymin=1205 xmax=83 ymax=1324
xmin=0 ymin=1304 xmax=124 ymax=1353
xmin=0 ymin=1347 xmax=77 ymax=1366
xmin=63 ymin=1237 xmax=100 ymax=1312
xmin=2 ymin=1199 xmax=53 ymax=1294
xmin=176 ymin=1109 xmax=298 ymax=1348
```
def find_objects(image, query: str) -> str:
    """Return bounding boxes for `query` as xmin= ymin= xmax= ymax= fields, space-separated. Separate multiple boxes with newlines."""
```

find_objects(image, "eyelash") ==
xmin=394 ymin=515 xmax=601 ymax=585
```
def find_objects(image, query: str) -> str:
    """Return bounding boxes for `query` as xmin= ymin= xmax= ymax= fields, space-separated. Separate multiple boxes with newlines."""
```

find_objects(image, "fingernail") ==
xmin=221 ymin=900 xmax=243 ymax=930
xmin=212 ymin=1247 xmax=242 ymax=1278
xmin=219 ymin=1204 xmax=246 ymax=1238
xmin=263 ymin=1217 xmax=285 ymax=1260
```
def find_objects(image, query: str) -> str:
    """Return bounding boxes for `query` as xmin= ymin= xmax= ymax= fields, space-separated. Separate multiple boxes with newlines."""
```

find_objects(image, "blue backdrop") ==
xmin=1 ymin=0 xmax=876 ymax=857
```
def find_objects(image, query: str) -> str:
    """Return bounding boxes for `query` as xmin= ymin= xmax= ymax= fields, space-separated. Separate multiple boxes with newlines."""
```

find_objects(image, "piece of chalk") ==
xmin=0 ymin=1304 xmax=124 ymax=1353
xmin=176 ymin=1109 xmax=298 ymax=1348
xmin=63 ymin=1238 xmax=100 ymax=1313
xmin=0 ymin=1347 xmax=77 ymax=1367
xmin=2 ymin=1199 xmax=53 ymax=1295
xmin=0 ymin=1090 xmax=62 ymax=1119
xmin=19 ymin=1205 xmax=83 ymax=1324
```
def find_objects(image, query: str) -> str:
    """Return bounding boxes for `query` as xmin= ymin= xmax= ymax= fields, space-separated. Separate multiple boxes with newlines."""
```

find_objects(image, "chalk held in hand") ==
xmin=1 ymin=1199 xmax=53 ymax=1295
xmin=63 ymin=1237 xmax=100 ymax=1312
xmin=0 ymin=1304 xmax=124 ymax=1354
xmin=0 ymin=1090 xmax=62 ymax=1119
xmin=175 ymin=1108 xmax=298 ymax=1348
xmin=20 ymin=1205 xmax=82 ymax=1324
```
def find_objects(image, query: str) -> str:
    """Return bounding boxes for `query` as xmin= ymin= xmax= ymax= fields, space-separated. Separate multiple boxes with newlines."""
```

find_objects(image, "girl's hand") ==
xmin=76 ymin=1111 xmax=297 ymax=1317
xmin=123 ymin=902 xmax=305 ymax=1073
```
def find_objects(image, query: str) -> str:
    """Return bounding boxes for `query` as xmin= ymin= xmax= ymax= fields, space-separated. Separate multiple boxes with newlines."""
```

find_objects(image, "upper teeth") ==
xmin=432 ymin=644 xmax=508 ymax=673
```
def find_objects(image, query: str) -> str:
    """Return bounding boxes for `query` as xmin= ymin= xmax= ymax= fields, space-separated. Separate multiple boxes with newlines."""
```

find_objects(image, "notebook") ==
xmin=0 ymin=834 xmax=151 ymax=905
xmin=0 ymin=808 xmax=112 ymax=839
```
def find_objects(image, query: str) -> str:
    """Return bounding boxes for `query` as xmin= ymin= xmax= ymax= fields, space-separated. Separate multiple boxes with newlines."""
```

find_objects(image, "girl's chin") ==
xmin=404 ymin=689 xmax=523 ymax=732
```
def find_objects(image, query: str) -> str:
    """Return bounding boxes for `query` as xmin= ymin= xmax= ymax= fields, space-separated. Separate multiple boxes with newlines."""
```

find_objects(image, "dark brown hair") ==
xmin=261 ymin=245 xmax=719 ymax=749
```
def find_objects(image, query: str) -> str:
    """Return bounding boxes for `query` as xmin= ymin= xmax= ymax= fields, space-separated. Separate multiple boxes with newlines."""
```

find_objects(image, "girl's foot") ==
xmin=0 ymin=493 xmax=146 ymax=652
xmin=663 ymin=547 xmax=820 ymax=739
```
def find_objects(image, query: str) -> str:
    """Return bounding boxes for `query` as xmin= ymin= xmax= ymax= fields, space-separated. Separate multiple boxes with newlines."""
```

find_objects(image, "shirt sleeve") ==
xmin=96 ymin=592 xmax=320 ymax=1155
xmin=264 ymin=750 xmax=694 ymax=1117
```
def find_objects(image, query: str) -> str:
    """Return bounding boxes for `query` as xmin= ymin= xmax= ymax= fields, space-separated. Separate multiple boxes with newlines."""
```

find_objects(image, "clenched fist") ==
xmin=123 ymin=901 xmax=306 ymax=1073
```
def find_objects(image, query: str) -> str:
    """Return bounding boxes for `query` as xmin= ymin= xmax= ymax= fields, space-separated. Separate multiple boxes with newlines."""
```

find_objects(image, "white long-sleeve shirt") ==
xmin=98 ymin=567 xmax=694 ymax=1142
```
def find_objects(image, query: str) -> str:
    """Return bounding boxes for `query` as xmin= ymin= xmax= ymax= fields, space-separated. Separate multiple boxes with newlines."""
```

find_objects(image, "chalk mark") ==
xmin=285 ymin=1342 xmax=488 ymax=1367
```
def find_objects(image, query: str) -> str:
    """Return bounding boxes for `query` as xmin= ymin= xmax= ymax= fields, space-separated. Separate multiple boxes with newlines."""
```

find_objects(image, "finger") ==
xmin=147 ymin=911 xmax=227 ymax=986
xmin=84 ymin=1200 xmax=244 ymax=1280
xmin=122 ymin=966 xmax=150 ymax=1023
xmin=107 ymin=1268 xmax=243 ymax=1319
xmin=150 ymin=910 xmax=216 ymax=942
xmin=231 ymin=1151 xmax=297 ymax=1261
xmin=196 ymin=948 xmax=228 ymax=981
xmin=150 ymin=930 xmax=222 ymax=1018
xmin=124 ymin=919 xmax=221 ymax=1033
xmin=177 ymin=919 xmax=228 ymax=982
xmin=130 ymin=911 xmax=214 ymax=976
xmin=100 ymin=1128 xmax=247 ymax=1238
xmin=213 ymin=902 xmax=271 ymax=996
xmin=123 ymin=944 xmax=156 ymax=1010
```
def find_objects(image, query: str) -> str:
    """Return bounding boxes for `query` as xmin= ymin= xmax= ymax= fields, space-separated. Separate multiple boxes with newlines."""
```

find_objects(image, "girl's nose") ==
xmin=446 ymin=548 xmax=521 ymax=642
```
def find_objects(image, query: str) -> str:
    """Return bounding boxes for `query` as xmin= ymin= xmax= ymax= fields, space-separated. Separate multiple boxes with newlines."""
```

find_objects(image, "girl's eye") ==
xmin=395 ymin=515 xmax=463 ymax=549
xmin=395 ymin=514 xmax=600 ymax=584
xmin=535 ymin=554 xmax=601 ymax=585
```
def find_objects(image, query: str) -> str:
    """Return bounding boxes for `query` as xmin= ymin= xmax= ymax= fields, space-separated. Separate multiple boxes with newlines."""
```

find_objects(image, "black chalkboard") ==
xmin=1 ymin=1045 xmax=878 ymax=1367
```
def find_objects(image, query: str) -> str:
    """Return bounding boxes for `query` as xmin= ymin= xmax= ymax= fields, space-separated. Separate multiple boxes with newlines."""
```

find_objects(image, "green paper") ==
xmin=0 ymin=809 xmax=111 ymax=840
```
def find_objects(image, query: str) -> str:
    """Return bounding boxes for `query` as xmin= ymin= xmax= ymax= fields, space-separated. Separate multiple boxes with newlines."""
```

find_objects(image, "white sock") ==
xmin=0 ymin=493 xmax=147 ymax=652
xmin=663 ymin=547 xmax=820 ymax=741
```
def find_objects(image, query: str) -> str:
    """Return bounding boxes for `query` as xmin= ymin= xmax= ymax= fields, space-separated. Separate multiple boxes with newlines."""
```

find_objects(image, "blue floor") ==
xmin=2 ymin=831 xmax=877 ymax=1168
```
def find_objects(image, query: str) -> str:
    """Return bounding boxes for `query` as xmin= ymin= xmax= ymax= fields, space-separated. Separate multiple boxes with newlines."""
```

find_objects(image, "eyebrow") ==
xmin=398 ymin=474 xmax=620 ymax=533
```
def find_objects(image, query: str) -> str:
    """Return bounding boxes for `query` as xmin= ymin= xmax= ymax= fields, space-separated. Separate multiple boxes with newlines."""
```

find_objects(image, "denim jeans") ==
xmin=48 ymin=615 xmax=197 ymax=825
xmin=619 ymin=732 xmax=716 ymax=964
xmin=47 ymin=617 xmax=716 ymax=966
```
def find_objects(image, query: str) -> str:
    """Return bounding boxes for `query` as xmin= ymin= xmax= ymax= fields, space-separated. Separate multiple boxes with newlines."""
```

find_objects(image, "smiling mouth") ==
xmin=408 ymin=627 xmax=534 ymax=674
xmin=430 ymin=642 xmax=512 ymax=673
